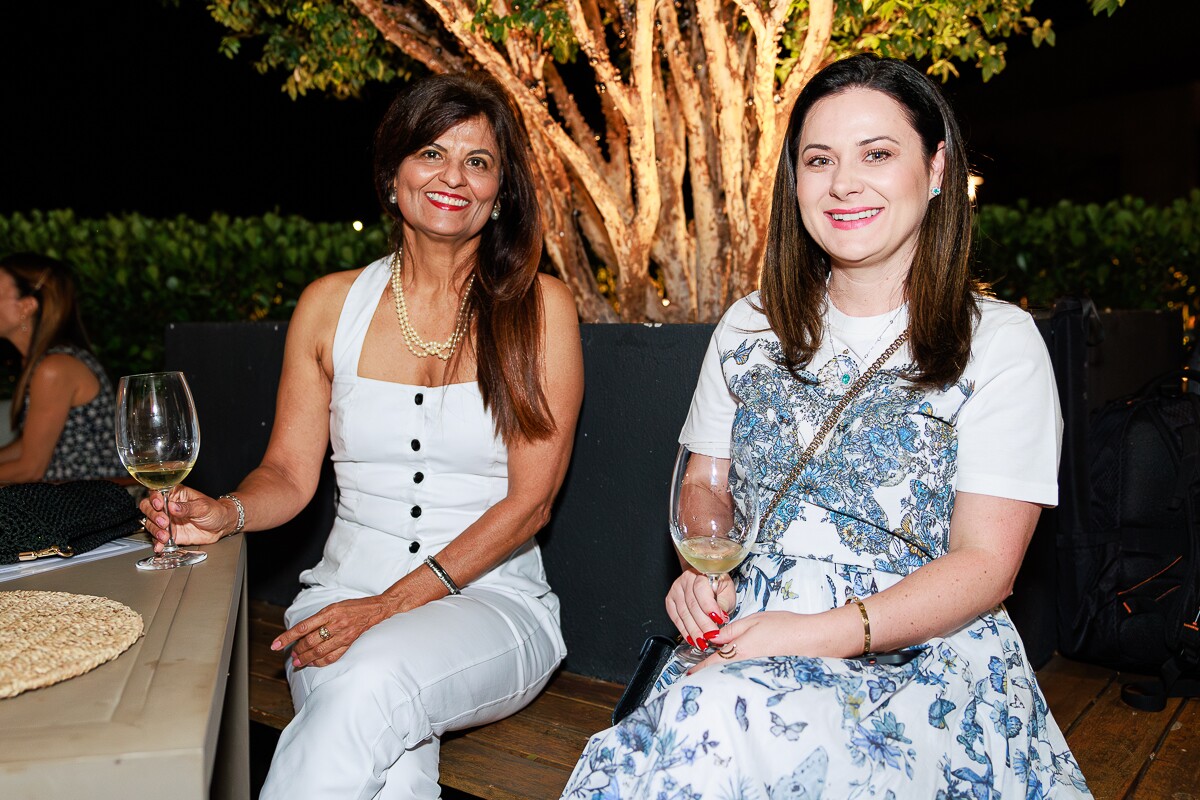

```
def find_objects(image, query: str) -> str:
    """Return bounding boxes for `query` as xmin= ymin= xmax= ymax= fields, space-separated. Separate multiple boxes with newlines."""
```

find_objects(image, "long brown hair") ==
xmin=373 ymin=73 xmax=553 ymax=443
xmin=760 ymin=54 xmax=980 ymax=388
xmin=0 ymin=253 xmax=95 ymax=428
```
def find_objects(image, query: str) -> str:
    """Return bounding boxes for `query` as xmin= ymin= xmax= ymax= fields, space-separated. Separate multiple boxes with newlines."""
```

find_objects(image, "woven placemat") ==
xmin=0 ymin=590 xmax=143 ymax=699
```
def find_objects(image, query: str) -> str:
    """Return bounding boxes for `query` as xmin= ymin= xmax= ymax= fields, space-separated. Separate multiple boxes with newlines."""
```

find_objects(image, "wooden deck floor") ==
xmin=1039 ymin=656 xmax=1197 ymax=799
xmin=249 ymin=599 xmax=1195 ymax=798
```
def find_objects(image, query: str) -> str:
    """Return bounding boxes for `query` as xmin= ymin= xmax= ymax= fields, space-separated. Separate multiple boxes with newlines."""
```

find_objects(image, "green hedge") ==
xmin=1 ymin=192 xmax=1196 ymax=391
xmin=0 ymin=209 xmax=391 ymax=387
xmin=975 ymin=191 xmax=1200 ymax=326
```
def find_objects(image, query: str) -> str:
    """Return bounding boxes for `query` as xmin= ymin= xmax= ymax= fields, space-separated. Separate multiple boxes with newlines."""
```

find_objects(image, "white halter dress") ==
xmin=260 ymin=257 xmax=566 ymax=800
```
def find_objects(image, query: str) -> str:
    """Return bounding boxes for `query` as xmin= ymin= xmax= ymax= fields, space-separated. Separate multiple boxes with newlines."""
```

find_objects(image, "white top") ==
xmin=681 ymin=292 xmax=1063 ymax=509
xmin=299 ymin=257 xmax=556 ymax=601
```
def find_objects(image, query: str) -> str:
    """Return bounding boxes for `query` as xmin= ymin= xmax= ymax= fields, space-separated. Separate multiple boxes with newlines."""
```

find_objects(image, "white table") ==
xmin=0 ymin=535 xmax=249 ymax=799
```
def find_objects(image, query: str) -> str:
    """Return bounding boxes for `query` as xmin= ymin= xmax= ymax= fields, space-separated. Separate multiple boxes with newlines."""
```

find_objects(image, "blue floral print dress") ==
xmin=561 ymin=294 xmax=1090 ymax=799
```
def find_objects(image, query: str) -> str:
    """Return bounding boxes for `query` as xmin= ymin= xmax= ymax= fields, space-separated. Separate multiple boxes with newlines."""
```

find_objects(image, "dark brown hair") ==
xmin=374 ymin=73 xmax=552 ymax=442
xmin=0 ymin=253 xmax=95 ymax=428
xmin=759 ymin=54 xmax=980 ymax=388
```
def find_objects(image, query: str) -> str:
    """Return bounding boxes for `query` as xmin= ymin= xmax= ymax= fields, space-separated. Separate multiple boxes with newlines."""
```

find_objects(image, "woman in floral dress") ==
xmin=562 ymin=55 xmax=1090 ymax=799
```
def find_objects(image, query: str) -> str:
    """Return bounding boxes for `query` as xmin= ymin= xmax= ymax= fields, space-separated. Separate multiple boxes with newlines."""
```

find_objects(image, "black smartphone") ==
xmin=852 ymin=649 xmax=921 ymax=666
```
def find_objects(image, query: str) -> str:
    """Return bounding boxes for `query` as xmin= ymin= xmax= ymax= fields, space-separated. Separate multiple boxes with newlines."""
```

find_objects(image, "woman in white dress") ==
xmin=561 ymin=55 xmax=1090 ymax=798
xmin=141 ymin=73 xmax=584 ymax=798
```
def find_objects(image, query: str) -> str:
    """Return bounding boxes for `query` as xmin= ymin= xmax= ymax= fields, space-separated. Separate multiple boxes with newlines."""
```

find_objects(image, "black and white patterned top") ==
xmin=20 ymin=345 xmax=125 ymax=481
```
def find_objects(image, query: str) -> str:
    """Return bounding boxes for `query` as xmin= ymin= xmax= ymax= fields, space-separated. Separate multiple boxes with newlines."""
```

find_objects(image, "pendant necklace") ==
xmin=389 ymin=244 xmax=475 ymax=361
xmin=827 ymin=302 xmax=906 ymax=387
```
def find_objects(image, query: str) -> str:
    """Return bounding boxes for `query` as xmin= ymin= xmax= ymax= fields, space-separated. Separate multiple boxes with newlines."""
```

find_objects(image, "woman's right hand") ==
xmin=665 ymin=570 xmax=736 ymax=652
xmin=139 ymin=486 xmax=236 ymax=552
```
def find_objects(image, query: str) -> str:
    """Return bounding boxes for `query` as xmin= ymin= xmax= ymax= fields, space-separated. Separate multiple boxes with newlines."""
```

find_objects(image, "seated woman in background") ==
xmin=0 ymin=253 xmax=123 ymax=482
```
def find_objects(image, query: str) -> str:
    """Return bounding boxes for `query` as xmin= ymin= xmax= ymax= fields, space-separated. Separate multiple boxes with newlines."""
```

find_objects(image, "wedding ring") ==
xmin=717 ymin=643 xmax=738 ymax=659
xmin=318 ymin=625 xmax=331 ymax=641
xmin=141 ymin=517 xmax=150 ymax=530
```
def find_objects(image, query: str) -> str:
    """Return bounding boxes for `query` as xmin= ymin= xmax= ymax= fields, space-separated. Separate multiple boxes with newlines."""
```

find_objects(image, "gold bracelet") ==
xmin=846 ymin=596 xmax=871 ymax=655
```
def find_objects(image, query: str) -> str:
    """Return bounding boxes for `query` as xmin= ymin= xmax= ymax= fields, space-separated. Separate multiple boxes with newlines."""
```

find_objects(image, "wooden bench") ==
xmin=249 ymin=600 xmax=622 ymax=800
xmin=250 ymin=600 xmax=1196 ymax=800
xmin=170 ymin=318 xmax=1193 ymax=798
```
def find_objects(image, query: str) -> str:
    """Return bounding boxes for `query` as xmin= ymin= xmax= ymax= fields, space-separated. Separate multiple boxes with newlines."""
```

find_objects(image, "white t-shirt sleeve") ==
xmin=955 ymin=306 xmax=1063 ymax=506
xmin=678 ymin=307 xmax=740 ymax=459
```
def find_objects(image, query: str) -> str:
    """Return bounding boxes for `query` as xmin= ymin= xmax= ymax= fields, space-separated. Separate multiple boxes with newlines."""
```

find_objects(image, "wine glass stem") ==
xmin=160 ymin=488 xmax=178 ymax=554
xmin=708 ymin=573 xmax=721 ymax=593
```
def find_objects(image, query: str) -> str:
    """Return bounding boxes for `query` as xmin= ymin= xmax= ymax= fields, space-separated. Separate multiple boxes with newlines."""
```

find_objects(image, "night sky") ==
xmin=2 ymin=0 xmax=1196 ymax=222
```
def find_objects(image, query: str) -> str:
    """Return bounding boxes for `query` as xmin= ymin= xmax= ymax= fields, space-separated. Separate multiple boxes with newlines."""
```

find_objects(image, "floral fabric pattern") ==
xmin=20 ymin=345 xmax=125 ymax=481
xmin=561 ymin=303 xmax=1089 ymax=799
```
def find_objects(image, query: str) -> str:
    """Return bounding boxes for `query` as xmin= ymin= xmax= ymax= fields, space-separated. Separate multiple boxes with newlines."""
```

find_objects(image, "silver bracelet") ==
xmin=424 ymin=555 xmax=461 ymax=595
xmin=218 ymin=494 xmax=245 ymax=535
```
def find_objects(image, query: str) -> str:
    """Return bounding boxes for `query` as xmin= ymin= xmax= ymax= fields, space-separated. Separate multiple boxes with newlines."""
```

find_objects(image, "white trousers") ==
xmin=259 ymin=583 xmax=564 ymax=800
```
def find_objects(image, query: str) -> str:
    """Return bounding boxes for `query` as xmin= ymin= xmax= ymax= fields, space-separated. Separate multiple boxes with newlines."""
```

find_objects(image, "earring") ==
xmin=490 ymin=204 xmax=501 ymax=221
xmin=931 ymin=187 xmax=942 ymax=197
xmin=19 ymin=313 xmax=28 ymax=334
xmin=388 ymin=188 xmax=397 ymax=205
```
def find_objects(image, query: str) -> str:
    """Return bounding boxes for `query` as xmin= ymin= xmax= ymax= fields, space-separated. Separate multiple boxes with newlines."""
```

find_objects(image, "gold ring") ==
xmin=318 ymin=625 xmax=331 ymax=641
xmin=717 ymin=643 xmax=738 ymax=659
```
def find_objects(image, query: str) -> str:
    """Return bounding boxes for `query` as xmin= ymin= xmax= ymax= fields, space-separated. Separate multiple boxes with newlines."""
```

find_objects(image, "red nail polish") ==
xmin=685 ymin=636 xmax=695 ymax=647
xmin=697 ymin=638 xmax=709 ymax=651
xmin=705 ymin=630 xmax=720 ymax=639
xmin=708 ymin=611 xmax=725 ymax=625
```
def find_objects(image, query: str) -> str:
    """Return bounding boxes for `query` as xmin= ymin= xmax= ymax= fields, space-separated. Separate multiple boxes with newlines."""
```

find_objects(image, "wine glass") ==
xmin=668 ymin=442 xmax=760 ymax=665
xmin=115 ymin=371 xmax=205 ymax=570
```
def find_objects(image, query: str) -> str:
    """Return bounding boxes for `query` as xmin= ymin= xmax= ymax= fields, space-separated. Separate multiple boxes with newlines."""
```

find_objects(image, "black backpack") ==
xmin=1058 ymin=369 xmax=1200 ymax=710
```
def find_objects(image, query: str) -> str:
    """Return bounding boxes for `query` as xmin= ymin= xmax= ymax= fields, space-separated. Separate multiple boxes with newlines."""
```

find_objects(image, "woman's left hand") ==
xmin=688 ymin=611 xmax=802 ymax=673
xmin=272 ymin=595 xmax=399 ymax=669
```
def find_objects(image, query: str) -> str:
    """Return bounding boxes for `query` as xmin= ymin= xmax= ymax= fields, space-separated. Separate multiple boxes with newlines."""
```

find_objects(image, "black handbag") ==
xmin=0 ymin=480 xmax=144 ymax=564
xmin=612 ymin=634 xmax=677 ymax=724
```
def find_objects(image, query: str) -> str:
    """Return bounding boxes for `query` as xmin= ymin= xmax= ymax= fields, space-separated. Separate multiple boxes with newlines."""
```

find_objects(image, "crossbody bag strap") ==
xmin=759 ymin=330 xmax=910 ymax=527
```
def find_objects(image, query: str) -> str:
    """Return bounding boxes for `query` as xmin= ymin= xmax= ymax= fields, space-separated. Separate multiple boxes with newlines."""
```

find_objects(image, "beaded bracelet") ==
xmin=218 ymin=493 xmax=245 ymax=535
xmin=846 ymin=596 xmax=872 ymax=656
xmin=425 ymin=555 xmax=461 ymax=595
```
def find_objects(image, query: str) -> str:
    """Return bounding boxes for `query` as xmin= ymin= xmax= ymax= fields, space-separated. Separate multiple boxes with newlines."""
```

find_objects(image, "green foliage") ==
xmin=195 ymin=0 xmax=1112 ymax=98
xmin=208 ymin=0 xmax=412 ymax=98
xmin=975 ymin=190 xmax=1200 ymax=335
xmin=6 ymin=192 xmax=1191 ymax=392
xmin=473 ymin=0 xmax=578 ymax=63
xmin=0 ymin=210 xmax=390 ymax=383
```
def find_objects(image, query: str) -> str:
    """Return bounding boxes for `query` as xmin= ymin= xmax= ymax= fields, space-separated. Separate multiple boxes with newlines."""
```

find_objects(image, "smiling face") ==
xmin=392 ymin=115 xmax=502 ymax=248
xmin=795 ymin=88 xmax=944 ymax=277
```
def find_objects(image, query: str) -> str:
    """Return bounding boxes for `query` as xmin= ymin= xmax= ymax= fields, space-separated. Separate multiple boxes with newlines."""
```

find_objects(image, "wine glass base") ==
xmin=136 ymin=549 xmax=208 ymax=570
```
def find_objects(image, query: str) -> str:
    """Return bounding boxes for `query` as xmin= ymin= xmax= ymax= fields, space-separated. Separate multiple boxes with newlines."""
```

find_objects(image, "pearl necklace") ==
xmin=389 ymin=245 xmax=475 ymax=361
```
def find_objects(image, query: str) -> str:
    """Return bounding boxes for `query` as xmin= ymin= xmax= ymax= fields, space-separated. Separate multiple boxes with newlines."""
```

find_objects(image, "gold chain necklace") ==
xmin=389 ymin=245 xmax=475 ymax=361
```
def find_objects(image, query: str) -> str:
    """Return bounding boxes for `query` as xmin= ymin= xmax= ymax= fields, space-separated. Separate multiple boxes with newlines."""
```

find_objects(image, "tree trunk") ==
xmin=352 ymin=0 xmax=835 ymax=322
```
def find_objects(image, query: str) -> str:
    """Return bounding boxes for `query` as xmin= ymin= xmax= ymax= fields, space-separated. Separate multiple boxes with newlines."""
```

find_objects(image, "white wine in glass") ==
xmin=669 ymin=443 xmax=760 ymax=665
xmin=115 ymin=371 xmax=205 ymax=570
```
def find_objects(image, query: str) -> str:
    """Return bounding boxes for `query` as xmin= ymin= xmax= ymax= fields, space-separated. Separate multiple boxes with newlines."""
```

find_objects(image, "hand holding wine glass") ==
xmin=116 ymin=371 xmax=206 ymax=570
xmin=668 ymin=443 xmax=760 ymax=665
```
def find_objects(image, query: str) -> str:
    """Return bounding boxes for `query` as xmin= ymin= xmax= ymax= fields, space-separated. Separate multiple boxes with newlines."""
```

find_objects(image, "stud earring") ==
xmin=931 ymin=187 xmax=942 ymax=197
xmin=19 ymin=313 xmax=28 ymax=334
xmin=388 ymin=188 xmax=397 ymax=205
xmin=490 ymin=204 xmax=501 ymax=221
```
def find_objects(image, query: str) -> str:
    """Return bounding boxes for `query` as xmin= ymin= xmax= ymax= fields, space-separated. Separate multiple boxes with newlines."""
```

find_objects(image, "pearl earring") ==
xmin=931 ymin=187 xmax=942 ymax=197
xmin=388 ymin=188 xmax=397 ymax=205
xmin=490 ymin=204 xmax=501 ymax=221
